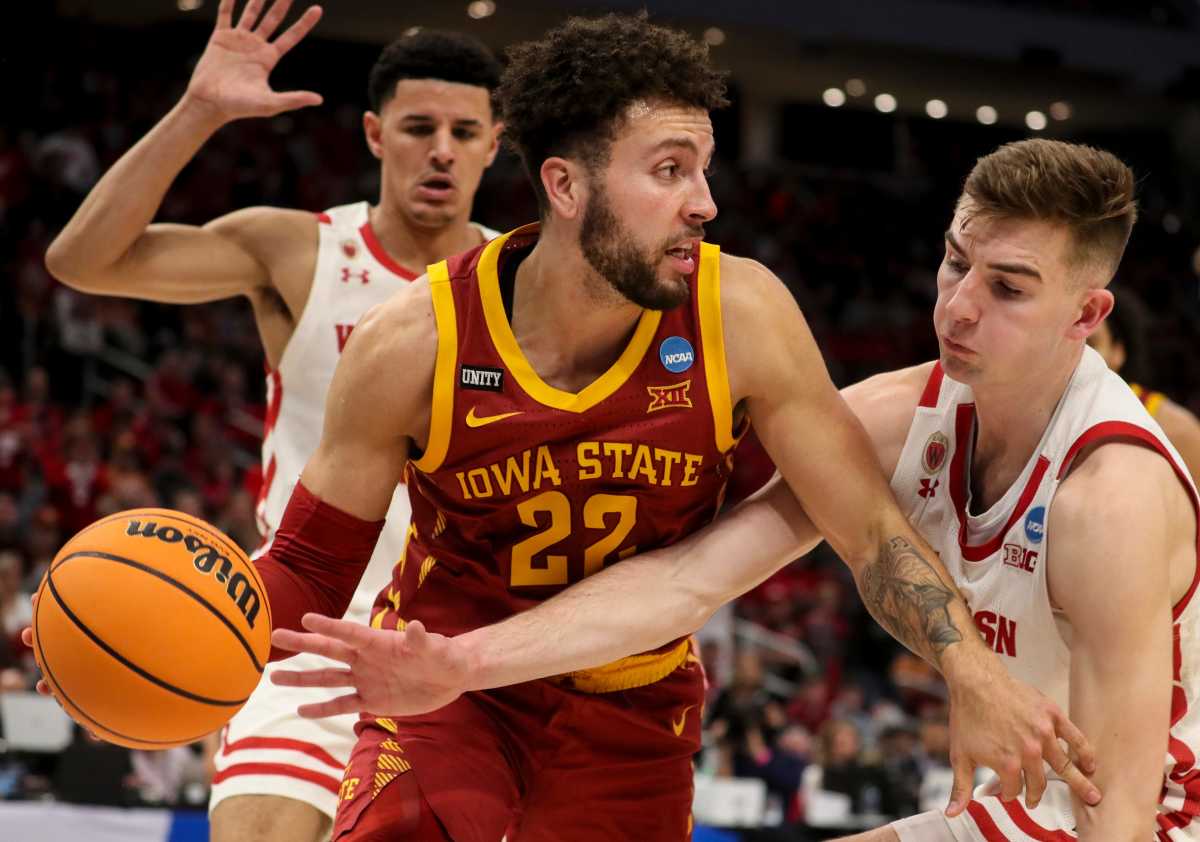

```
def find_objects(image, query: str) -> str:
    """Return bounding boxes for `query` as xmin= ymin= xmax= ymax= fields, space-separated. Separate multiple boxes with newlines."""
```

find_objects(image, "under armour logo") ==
xmin=918 ymin=478 xmax=940 ymax=499
xmin=340 ymin=267 xmax=370 ymax=284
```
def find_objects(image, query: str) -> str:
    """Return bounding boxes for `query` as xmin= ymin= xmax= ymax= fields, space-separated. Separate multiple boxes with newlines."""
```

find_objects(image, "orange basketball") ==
xmin=31 ymin=508 xmax=272 ymax=749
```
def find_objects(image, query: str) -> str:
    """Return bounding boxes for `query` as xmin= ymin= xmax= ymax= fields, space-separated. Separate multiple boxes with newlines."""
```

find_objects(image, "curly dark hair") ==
xmin=498 ymin=13 xmax=729 ymax=209
xmin=367 ymin=30 xmax=502 ymax=114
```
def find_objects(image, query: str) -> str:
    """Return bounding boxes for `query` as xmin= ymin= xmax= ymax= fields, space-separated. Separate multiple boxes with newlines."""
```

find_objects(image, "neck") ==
xmin=369 ymin=199 xmax=481 ymax=274
xmin=512 ymin=221 xmax=645 ymax=379
xmin=969 ymin=344 xmax=1084 ymax=493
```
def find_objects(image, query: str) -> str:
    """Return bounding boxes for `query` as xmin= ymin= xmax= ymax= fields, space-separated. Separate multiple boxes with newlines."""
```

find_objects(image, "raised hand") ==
xmin=270 ymin=615 xmax=473 ymax=718
xmin=945 ymin=663 xmax=1100 ymax=816
xmin=185 ymin=0 xmax=324 ymax=123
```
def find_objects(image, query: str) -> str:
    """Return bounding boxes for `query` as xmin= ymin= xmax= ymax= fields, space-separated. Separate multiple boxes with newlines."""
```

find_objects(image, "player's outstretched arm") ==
xmin=1157 ymin=397 xmax=1200 ymax=485
xmin=1049 ymin=443 xmax=1181 ymax=840
xmin=269 ymin=473 xmax=822 ymax=718
xmin=720 ymin=255 xmax=1099 ymax=816
xmin=254 ymin=285 xmax=432 ymax=659
xmin=45 ymin=0 xmax=322 ymax=304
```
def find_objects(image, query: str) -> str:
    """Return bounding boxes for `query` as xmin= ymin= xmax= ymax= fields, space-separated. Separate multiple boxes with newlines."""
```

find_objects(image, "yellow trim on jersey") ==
xmin=1131 ymin=382 xmax=1165 ymax=418
xmin=476 ymin=226 xmax=663 ymax=413
xmin=551 ymin=638 xmax=690 ymax=693
xmin=411 ymin=261 xmax=457 ymax=473
xmin=697 ymin=243 xmax=734 ymax=452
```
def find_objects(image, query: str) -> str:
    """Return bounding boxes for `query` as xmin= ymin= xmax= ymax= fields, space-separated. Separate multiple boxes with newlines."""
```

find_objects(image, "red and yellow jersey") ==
xmin=1130 ymin=382 xmax=1166 ymax=418
xmin=372 ymin=224 xmax=743 ymax=691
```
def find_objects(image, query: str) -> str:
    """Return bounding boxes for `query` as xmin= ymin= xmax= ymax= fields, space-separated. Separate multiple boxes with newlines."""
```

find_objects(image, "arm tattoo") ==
xmin=860 ymin=536 xmax=963 ymax=664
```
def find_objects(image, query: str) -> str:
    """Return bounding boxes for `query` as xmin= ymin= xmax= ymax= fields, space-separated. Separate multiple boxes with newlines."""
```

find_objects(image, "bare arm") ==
xmin=1157 ymin=398 xmax=1200 ymax=485
xmin=45 ymin=0 xmax=322 ymax=303
xmin=1050 ymin=444 xmax=1182 ymax=841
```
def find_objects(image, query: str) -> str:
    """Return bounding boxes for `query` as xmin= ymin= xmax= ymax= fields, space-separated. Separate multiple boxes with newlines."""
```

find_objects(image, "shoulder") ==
xmin=1155 ymin=397 xmax=1200 ymax=445
xmin=331 ymin=276 xmax=439 ymax=438
xmin=1053 ymin=438 xmax=1187 ymax=542
xmin=204 ymin=207 xmax=320 ymax=302
xmin=841 ymin=363 xmax=934 ymax=477
xmin=716 ymin=252 xmax=794 ymax=318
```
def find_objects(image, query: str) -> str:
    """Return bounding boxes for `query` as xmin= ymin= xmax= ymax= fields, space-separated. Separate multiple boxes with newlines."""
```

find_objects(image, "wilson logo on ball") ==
xmin=125 ymin=520 xmax=263 ymax=629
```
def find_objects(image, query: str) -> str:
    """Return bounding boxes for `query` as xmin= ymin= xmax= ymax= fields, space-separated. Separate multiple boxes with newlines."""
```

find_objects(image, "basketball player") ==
xmin=1087 ymin=286 xmax=1200 ymax=480
xmin=293 ymin=139 xmax=1196 ymax=840
xmin=41 ymin=2 xmax=502 ymax=839
xmin=230 ymin=16 xmax=1100 ymax=842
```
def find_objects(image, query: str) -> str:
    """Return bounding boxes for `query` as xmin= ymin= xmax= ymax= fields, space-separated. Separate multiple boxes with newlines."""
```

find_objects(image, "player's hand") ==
xmin=184 ymin=0 xmax=324 ymax=124
xmin=270 ymin=614 xmax=471 ymax=718
xmin=20 ymin=593 xmax=51 ymax=697
xmin=945 ymin=660 xmax=1100 ymax=816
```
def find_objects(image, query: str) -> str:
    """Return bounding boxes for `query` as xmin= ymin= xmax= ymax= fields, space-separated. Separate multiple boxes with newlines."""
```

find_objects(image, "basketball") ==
xmin=30 ymin=509 xmax=272 ymax=750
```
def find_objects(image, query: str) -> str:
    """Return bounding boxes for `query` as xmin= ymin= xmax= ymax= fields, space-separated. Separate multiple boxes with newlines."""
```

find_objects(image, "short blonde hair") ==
xmin=961 ymin=139 xmax=1138 ymax=282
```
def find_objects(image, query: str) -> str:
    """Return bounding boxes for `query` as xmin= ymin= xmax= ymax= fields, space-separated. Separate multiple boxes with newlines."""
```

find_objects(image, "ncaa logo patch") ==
xmin=660 ymin=336 xmax=695 ymax=374
xmin=922 ymin=431 xmax=949 ymax=474
xmin=1024 ymin=506 xmax=1046 ymax=544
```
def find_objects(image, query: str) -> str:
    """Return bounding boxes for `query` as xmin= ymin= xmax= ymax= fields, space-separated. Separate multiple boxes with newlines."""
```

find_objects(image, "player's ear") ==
xmin=1070 ymin=288 xmax=1114 ymax=341
xmin=484 ymin=121 xmax=503 ymax=168
xmin=363 ymin=111 xmax=383 ymax=160
xmin=541 ymin=157 xmax=586 ymax=221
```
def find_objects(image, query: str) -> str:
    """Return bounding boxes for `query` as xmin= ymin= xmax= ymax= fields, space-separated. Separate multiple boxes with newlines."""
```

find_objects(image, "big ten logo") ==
xmin=1001 ymin=543 xmax=1038 ymax=573
xmin=125 ymin=520 xmax=262 ymax=630
xmin=973 ymin=609 xmax=1017 ymax=657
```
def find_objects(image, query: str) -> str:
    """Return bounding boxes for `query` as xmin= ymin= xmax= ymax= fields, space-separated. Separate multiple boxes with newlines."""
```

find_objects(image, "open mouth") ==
xmin=417 ymin=174 xmax=456 ymax=199
xmin=665 ymin=242 xmax=698 ymax=273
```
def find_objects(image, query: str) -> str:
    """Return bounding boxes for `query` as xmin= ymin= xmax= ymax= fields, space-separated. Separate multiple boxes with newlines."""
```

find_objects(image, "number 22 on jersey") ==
xmin=511 ymin=492 xmax=637 ymax=587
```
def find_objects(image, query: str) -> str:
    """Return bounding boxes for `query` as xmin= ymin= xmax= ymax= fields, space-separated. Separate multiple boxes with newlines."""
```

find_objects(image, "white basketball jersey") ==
xmin=254 ymin=201 xmax=498 ymax=623
xmin=891 ymin=347 xmax=1200 ymax=839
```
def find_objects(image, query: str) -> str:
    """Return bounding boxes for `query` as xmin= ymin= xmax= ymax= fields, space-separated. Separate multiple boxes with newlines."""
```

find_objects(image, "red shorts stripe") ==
xmin=212 ymin=761 xmax=341 ymax=794
xmin=1000 ymin=800 xmax=1076 ymax=841
xmin=222 ymin=735 xmax=345 ymax=770
xmin=966 ymin=801 xmax=1010 ymax=841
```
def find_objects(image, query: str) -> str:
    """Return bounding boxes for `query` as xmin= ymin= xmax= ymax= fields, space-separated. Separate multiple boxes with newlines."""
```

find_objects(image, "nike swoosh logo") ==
xmin=672 ymin=705 xmax=695 ymax=737
xmin=465 ymin=407 xmax=523 ymax=428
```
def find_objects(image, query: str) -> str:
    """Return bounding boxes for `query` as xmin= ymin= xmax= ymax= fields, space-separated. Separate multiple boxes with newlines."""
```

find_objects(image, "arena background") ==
xmin=3 ymin=1 xmax=1199 ymax=839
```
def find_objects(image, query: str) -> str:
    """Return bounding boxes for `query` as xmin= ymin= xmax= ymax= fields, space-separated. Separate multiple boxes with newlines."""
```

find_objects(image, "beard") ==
xmin=579 ymin=181 xmax=693 ymax=311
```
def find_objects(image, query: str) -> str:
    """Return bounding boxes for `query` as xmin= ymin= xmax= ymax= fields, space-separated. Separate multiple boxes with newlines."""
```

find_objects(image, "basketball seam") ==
xmin=58 ymin=549 xmax=265 ymax=673
xmin=55 ymin=510 xmax=273 ymax=632
xmin=33 ymin=595 xmax=218 ymax=747
xmin=46 ymin=564 xmax=251 ymax=707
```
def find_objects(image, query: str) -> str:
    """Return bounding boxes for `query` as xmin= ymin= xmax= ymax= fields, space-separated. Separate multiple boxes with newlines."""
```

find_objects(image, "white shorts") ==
xmin=893 ymin=780 xmax=1198 ymax=842
xmin=210 ymin=514 xmax=407 ymax=819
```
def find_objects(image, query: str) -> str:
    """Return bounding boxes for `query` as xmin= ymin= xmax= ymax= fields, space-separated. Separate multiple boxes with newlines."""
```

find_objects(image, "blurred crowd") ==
xmin=2 ymin=14 xmax=1198 ymax=831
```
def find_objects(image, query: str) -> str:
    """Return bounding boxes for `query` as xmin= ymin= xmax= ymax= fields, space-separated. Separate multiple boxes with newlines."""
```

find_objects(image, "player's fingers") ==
xmin=20 ymin=627 xmax=32 ymax=648
xmin=271 ymin=627 xmax=355 ymax=663
xmin=300 ymin=613 xmax=374 ymax=647
xmin=1022 ymin=754 xmax=1047 ymax=810
xmin=1050 ymin=752 xmax=1102 ymax=806
xmin=237 ymin=0 xmax=265 ymax=30
xmin=945 ymin=754 xmax=975 ymax=817
xmin=216 ymin=0 xmax=235 ymax=29
xmin=36 ymin=679 xmax=50 ymax=696
xmin=997 ymin=759 xmax=1023 ymax=801
xmin=271 ymin=6 xmax=322 ymax=56
xmin=403 ymin=620 xmax=427 ymax=648
xmin=268 ymin=90 xmax=323 ymax=114
xmin=253 ymin=0 xmax=292 ymax=38
xmin=1052 ymin=707 xmax=1096 ymax=775
xmin=271 ymin=667 xmax=354 ymax=688
xmin=296 ymin=693 xmax=363 ymax=719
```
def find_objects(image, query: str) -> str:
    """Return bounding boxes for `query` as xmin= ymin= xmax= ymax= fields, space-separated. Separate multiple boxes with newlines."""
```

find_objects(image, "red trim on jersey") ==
xmin=1057 ymin=421 xmax=1200 ymax=619
xmin=949 ymin=403 xmax=1050 ymax=562
xmin=966 ymin=801 xmax=1010 ymax=840
xmin=1000 ymin=800 xmax=1076 ymax=841
xmin=316 ymin=212 xmax=332 ymax=225
xmin=211 ymin=761 xmax=340 ymax=794
xmin=221 ymin=735 xmax=344 ymax=770
xmin=919 ymin=362 xmax=945 ymax=408
xmin=359 ymin=221 xmax=418 ymax=281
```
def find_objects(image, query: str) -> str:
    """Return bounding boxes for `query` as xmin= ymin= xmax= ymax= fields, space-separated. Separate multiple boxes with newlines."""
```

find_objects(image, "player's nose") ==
xmin=945 ymin=274 xmax=982 ymax=322
xmin=430 ymin=128 xmax=456 ymax=167
xmin=685 ymin=176 xmax=717 ymax=225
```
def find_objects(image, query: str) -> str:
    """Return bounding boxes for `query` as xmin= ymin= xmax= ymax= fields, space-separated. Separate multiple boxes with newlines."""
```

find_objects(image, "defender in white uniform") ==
xmin=265 ymin=139 xmax=1197 ymax=841
xmin=43 ymin=3 xmax=504 ymax=840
